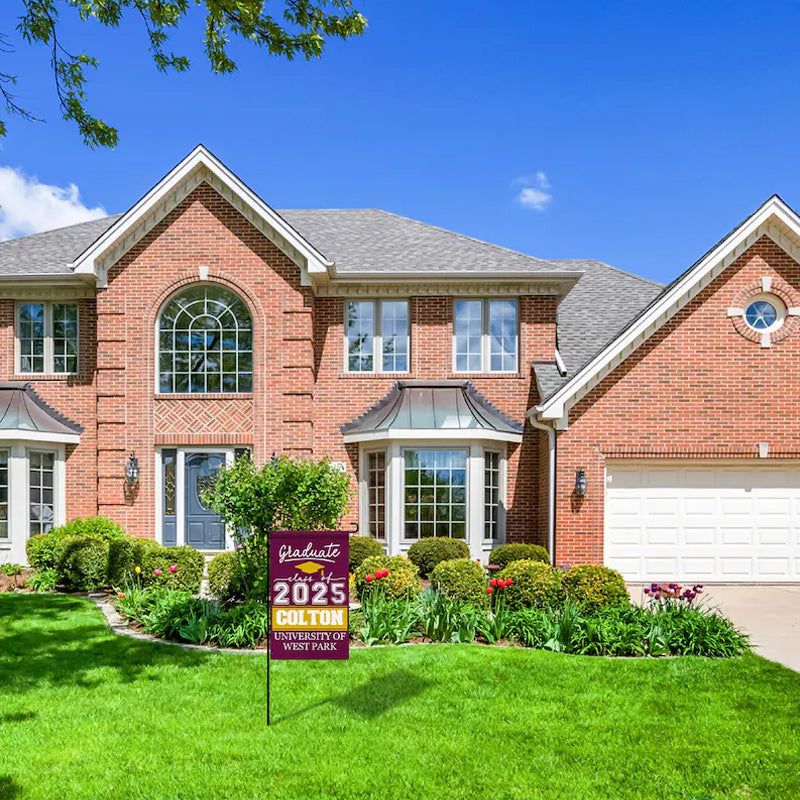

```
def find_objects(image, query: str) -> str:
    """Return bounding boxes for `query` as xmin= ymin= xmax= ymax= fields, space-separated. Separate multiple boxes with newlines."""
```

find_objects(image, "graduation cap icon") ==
xmin=294 ymin=561 xmax=325 ymax=576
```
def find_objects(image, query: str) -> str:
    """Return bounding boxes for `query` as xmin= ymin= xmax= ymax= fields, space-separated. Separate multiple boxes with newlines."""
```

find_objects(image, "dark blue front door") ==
xmin=185 ymin=453 xmax=226 ymax=550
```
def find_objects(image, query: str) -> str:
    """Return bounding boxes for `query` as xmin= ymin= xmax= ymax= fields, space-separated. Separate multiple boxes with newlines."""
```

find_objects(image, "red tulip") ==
xmin=365 ymin=574 xmax=374 ymax=583
xmin=486 ymin=586 xmax=493 ymax=594
xmin=490 ymin=578 xmax=498 ymax=587
xmin=168 ymin=564 xmax=177 ymax=573
xmin=505 ymin=578 xmax=513 ymax=586
xmin=117 ymin=592 xmax=125 ymax=599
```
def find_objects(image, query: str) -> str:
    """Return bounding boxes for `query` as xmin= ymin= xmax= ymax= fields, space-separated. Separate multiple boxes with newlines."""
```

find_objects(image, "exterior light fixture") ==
xmin=574 ymin=467 xmax=587 ymax=497
xmin=126 ymin=451 xmax=139 ymax=484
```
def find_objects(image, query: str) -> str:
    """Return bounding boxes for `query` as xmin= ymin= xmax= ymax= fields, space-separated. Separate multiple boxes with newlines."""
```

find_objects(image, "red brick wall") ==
xmin=554 ymin=236 xmax=800 ymax=565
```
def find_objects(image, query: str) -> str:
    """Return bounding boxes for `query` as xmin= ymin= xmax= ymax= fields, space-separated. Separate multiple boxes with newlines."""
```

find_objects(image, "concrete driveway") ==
xmin=628 ymin=584 xmax=800 ymax=672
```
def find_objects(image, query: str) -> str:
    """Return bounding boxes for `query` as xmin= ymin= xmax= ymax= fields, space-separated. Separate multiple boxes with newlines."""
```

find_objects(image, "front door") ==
xmin=184 ymin=453 xmax=226 ymax=550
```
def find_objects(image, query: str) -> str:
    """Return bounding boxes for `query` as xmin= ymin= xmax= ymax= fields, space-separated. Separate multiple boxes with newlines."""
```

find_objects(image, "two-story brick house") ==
xmin=1 ymin=146 xmax=798 ymax=584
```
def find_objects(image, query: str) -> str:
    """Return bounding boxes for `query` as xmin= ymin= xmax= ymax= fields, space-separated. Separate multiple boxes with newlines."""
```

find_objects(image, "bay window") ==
xmin=345 ymin=300 xmax=409 ymax=373
xmin=454 ymin=299 xmax=518 ymax=373
xmin=29 ymin=450 xmax=56 ymax=535
xmin=484 ymin=451 xmax=501 ymax=541
xmin=403 ymin=449 xmax=467 ymax=539
xmin=0 ymin=450 xmax=8 ymax=539
xmin=366 ymin=451 xmax=386 ymax=540
xmin=17 ymin=302 xmax=79 ymax=374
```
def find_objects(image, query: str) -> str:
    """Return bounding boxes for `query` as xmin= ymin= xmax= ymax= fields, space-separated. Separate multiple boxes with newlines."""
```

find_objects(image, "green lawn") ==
xmin=1 ymin=595 xmax=798 ymax=800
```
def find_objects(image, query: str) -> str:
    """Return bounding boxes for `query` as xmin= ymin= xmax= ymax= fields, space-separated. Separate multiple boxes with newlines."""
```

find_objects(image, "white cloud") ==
xmin=515 ymin=171 xmax=552 ymax=211
xmin=0 ymin=165 xmax=106 ymax=241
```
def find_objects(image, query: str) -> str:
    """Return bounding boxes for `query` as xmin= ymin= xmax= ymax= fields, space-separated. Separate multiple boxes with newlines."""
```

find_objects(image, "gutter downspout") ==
xmin=529 ymin=416 xmax=556 ymax=566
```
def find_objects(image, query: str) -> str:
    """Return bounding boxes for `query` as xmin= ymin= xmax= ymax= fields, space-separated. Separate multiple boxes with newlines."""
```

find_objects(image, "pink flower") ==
xmin=486 ymin=586 xmax=493 ymax=594
xmin=168 ymin=564 xmax=177 ymax=573
xmin=153 ymin=569 xmax=162 ymax=576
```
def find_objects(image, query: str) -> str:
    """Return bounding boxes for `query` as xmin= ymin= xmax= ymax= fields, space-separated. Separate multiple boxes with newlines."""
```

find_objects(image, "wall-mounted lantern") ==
xmin=126 ymin=451 xmax=140 ymax=485
xmin=574 ymin=467 xmax=587 ymax=497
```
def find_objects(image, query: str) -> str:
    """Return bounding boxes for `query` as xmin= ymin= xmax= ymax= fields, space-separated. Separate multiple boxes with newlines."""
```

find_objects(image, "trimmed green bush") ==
xmin=490 ymin=543 xmax=549 ymax=569
xmin=497 ymin=560 xmax=564 ymax=610
xmin=56 ymin=536 xmax=110 ymax=591
xmin=430 ymin=558 xmax=487 ymax=607
xmin=407 ymin=537 xmax=470 ymax=578
xmin=26 ymin=531 xmax=68 ymax=570
xmin=107 ymin=538 xmax=135 ymax=586
xmin=349 ymin=535 xmax=384 ymax=571
xmin=562 ymin=564 xmax=629 ymax=611
xmin=138 ymin=544 xmax=204 ymax=593
xmin=207 ymin=551 xmax=245 ymax=603
xmin=354 ymin=555 xmax=420 ymax=601
xmin=55 ymin=516 xmax=127 ymax=541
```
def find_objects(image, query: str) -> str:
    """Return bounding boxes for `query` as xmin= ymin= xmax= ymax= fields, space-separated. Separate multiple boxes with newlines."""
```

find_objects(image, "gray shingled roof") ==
xmin=533 ymin=260 xmax=664 ymax=400
xmin=0 ymin=209 xmax=576 ymax=278
xmin=341 ymin=380 xmax=523 ymax=437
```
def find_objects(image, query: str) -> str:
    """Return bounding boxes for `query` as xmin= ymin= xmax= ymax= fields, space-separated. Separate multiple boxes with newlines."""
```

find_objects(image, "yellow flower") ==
xmin=134 ymin=566 xmax=141 ymax=575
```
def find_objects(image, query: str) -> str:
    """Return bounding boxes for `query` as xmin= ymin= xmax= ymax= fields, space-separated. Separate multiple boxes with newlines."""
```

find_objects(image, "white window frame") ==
xmin=483 ymin=449 xmax=507 ymax=545
xmin=452 ymin=298 xmax=519 ymax=374
xmin=154 ymin=446 xmax=236 ymax=550
xmin=361 ymin=448 xmax=387 ymax=541
xmin=15 ymin=301 xmax=80 ymax=375
xmin=344 ymin=299 xmax=410 ymax=374
xmin=358 ymin=440 xmax=507 ymax=560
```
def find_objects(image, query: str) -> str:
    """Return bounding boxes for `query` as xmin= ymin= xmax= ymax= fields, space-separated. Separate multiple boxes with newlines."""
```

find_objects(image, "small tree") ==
xmin=204 ymin=454 xmax=350 ymax=602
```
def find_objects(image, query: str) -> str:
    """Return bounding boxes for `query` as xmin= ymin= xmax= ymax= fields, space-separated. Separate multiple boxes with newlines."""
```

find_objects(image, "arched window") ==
xmin=158 ymin=285 xmax=253 ymax=393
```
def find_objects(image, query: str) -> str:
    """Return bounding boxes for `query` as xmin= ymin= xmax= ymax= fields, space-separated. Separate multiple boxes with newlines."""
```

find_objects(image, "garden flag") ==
xmin=270 ymin=530 xmax=349 ymax=659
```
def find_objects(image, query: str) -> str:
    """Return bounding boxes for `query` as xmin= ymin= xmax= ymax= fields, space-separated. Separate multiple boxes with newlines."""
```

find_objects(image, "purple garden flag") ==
xmin=270 ymin=530 xmax=350 ymax=660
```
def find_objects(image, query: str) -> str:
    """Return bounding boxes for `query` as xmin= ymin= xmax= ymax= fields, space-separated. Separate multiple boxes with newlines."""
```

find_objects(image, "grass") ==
xmin=0 ymin=595 xmax=799 ymax=800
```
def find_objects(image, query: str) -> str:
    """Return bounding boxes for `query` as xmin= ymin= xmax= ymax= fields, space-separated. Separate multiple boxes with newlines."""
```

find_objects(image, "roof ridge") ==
xmin=370 ymin=209 xmax=572 ymax=270
xmin=551 ymin=259 xmax=663 ymax=288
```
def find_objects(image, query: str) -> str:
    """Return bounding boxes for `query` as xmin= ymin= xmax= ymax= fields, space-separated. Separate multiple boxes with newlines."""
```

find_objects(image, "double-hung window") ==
xmin=345 ymin=300 xmax=409 ymax=373
xmin=17 ymin=302 xmax=79 ymax=374
xmin=29 ymin=450 xmax=56 ymax=535
xmin=453 ymin=299 xmax=518 ymax=373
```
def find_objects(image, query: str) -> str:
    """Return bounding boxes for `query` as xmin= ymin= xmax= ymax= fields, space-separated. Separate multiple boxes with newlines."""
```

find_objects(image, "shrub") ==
xmin=490 ymin=543 xmax=549 ymax=569
xmin=27 ymin=568 xmax=59 ymax=592
xmin=107 ymin=538 xmax=135 ymax=586
xmin=56 ymin=516 xmax=127 ymax=541
xmin=496 ymin=560 xmax=564 ymax=610
xmin=354 ymin=555 xmax=420 ymax=601
xmin=56 ymin=536 xmax=110 ymax=591
xmin=207 ymin=551 xmax=245 ymax=603
xmin=430 ymin=558 xmax=487 ymax=606
xmin=349 ymin=535 xmax=384 ymax=571
xmin=138 ymin=544 xmax=204 ymax=593
xmin=407 ymin=537 xmax=470 ymax=578
xmin=26 ymin=530 xmax=69 ymax=570
xmin=561 ymin=564 xmax=629 ymax=611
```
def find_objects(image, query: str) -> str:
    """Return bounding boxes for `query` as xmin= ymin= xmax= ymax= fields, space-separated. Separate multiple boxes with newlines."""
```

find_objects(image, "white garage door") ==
xmin=605 ymin=463 xmax=800 ymax=582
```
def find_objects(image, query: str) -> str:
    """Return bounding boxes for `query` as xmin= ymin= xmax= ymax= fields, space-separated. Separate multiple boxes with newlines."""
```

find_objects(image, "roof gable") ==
xmin=534 ymin=195 xmax=800 ymax=424
xmin=71 ymin=145 xmax=332 ymax=288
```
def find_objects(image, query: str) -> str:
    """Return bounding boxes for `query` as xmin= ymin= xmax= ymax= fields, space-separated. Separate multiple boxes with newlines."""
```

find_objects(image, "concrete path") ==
xmin=629 ymin=583 xmax=800 ymax=672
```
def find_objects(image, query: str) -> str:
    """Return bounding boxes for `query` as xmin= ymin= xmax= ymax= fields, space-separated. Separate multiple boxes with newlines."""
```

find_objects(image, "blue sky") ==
xmin=2 ymin=0 xmax=800 ymax=283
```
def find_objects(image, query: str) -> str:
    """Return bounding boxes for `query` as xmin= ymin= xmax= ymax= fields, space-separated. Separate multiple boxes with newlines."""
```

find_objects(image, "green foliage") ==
xmin=496 ymin=560 xmax=564 ymax=610
xmin=204 ymin=454 xmax=351 ymax=602
xmin=417 ymin=588 xmax=481 ymax=643
xmin=56 ymin=516 xmax=127 ymax=541
xmin=138 ymin=544 xmax=204 ymax=593
xmin=0 ymin=563 xmax=23 ymax=576
xmin=348 ymin=535 xmax=384 ymax=571
xmin=489 ymin=543 xmax=549 ymax=569
xmin=407 ymin=537 xmax=470 ymax=578
xmin=107 ymin=537 xmax=134 ymax=586
xmin=430 ymin=558 xmax=487 ymax=607
xmin=350 ymin=594 xmax=420 ymax=645
xmin=26 ymin=568 xmax=59 ymax=592
xmin=55 ymin=536 xmax=109 ymax=591
xmin=354 ymin=555 xmax=419 ymax=601
xmin=561 ymin=564 xmax=629 ymax=611
xmin=115 ymin=587 xmax=270 ymax=648
xmin=207 ymin=551 xmax=245 ymax=604
xmin=26 ymin=530 xmax=68 ymax=569
xmin=10 ymin=1 xmax=367 ymax=147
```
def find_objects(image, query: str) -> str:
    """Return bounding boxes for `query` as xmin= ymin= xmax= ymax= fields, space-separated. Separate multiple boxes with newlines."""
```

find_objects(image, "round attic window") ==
xmin=744 ymin=293 xmax=785 ymax=333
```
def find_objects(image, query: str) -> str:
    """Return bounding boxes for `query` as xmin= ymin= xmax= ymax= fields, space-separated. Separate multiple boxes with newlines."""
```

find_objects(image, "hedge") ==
xmin=489 ymin=543 xmax=549 ymax=570
xmin=207 ymin=551 xmax=245 ymax=603
xmin=561 ymin=564 xmax=629 ymax=611
xmin=407 ymin=537 xmax=470 ymax=578
xmin=349 ymin=535 xmax=384 ymax=571
xmin=136 ymin=542 xmax=204 ymax=593
xmin=56 ymin=536 xmax=109 ymax=591
xmin=354 ymin=555 xmax=420 ymax=601
xmin=430 ymin=558 xmax=487 ymax=606
xmin=496 ymin=560 xmax=564 ymax=610
xmin=27 ymin=516 xmax=127 ymax=570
